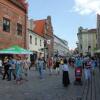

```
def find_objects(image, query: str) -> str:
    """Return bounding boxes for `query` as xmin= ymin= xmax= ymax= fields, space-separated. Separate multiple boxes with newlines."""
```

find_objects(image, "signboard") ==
xmin=47 ymin=40 xmax=51 ymax=44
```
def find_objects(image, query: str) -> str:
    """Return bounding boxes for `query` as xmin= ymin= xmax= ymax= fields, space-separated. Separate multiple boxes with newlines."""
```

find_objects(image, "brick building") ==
xmin=33 ymin=16 xmax=54 ymax=59
xmin=0 ymin=0 xmax=28 ymax=49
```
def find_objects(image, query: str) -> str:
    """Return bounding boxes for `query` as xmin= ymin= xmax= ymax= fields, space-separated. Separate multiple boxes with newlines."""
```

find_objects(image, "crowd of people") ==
xmin=0 ymin=54 xmax=99 ymax=87
xmin=74 ymin=55 xmax=99 ymax=81
xmin=0 ymin=56 xmax=30 ymax=84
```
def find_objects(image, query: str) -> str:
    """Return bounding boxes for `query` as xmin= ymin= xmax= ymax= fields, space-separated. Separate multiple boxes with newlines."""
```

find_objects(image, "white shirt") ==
xmin=62 ymin=64 xmax=69 ymax=71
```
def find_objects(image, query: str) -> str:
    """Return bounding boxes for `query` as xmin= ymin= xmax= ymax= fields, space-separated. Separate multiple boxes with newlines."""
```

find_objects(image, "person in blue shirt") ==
xmin=8 ymin=56 xmax=16 ymax=81
xmin=75 ymin=57 xmax=83 ymax=68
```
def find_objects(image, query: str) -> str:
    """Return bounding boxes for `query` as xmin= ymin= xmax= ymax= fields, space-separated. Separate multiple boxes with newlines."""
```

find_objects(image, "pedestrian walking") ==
xmin=55 ymin=58 xmax=60 ymax=75
xmin=29 ymin=60 xmax=35 ymax=70
xmin=37 ymin=57 xmax=44 ymax=79
xmin=22 ymin=57 xmax=30 ymax=81
xmin=60 ymin=58 xmax=64 ymax=70
xmin=91 ymin=57 xmax=96 ymax=75
xmin=97 ymin=56 xmax=100 ymax=71
xmin=68 ymin=58 xmax=72 ymax=67
xmin=8 ymin=56 xmax=16 ymax=81
xmin=2 ymin=57 xmax=9 ymax=80
xmin=74 ymin=56 xmax=83 ymax=85
xmin=47 ymin=57 xmax=53 ymax=75
xmin=62 ymin=59 xmax=70 ymax=87
xmin=0 ymin=58 xmax=3 ymax=75
xmin=84 ymin=57 xmax=92 ymax=82
xmin=15 ymin=57 xmax=23 ymax=84
xmin=43 ymin=57 xmax=46 ymax=70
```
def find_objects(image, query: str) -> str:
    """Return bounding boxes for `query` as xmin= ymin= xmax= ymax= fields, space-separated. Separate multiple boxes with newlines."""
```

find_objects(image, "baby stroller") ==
xmin=74 ymin=67 xmax=82 ymax=85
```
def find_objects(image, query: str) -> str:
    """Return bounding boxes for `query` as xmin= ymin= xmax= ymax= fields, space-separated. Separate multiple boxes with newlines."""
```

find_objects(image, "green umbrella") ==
xmin=0 ymin=45 xmax=33 ymax=54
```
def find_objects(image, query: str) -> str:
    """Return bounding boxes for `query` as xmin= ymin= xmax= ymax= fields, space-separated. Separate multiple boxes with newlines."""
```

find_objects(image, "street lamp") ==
xmin=88 ymin=45 xmax=91 ymax=56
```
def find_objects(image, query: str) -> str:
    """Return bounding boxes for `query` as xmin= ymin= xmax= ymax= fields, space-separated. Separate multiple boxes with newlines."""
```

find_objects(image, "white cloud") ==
xmin=73 ymin=0 xmax=100 ymax=15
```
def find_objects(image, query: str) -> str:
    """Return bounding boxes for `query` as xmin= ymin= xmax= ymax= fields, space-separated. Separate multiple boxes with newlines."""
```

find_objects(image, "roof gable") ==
xmin=33 ymin=20 xmax=46 ymax=37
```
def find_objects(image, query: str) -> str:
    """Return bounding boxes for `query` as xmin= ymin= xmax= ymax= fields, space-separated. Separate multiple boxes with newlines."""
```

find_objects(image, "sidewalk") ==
xmin=79 ymin=67 xmax=100 ymax=100
xmin=94 ymin=67 xmax=100 ymax=100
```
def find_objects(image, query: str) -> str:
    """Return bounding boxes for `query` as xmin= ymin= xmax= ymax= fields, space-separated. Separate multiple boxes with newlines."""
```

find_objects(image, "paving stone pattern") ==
xmin=0 ymin=67 xmax=99 ymax=100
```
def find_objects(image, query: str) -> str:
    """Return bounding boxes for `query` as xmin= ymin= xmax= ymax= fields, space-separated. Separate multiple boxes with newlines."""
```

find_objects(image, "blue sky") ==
xmin=28 ymin=0 xmax=98 ymax=49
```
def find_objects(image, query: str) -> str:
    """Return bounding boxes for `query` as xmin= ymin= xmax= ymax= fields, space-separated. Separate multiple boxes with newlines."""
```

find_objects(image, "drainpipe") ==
xmin=24 ymin=12 xmax=28 ymax=49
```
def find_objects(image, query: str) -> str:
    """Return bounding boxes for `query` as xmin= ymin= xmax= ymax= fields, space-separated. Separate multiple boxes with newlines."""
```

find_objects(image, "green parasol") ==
xmin=0 ymin=45 xmax=33 ymax=54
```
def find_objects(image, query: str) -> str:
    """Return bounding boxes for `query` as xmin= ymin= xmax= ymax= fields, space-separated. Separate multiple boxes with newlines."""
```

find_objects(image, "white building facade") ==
xmin=28 ymin=20 xmax=44 ymax=61
xmin=77 ymin=27 xmax=97 ymax=56
xmin=53 ymin=35 xmax=69 ymax=57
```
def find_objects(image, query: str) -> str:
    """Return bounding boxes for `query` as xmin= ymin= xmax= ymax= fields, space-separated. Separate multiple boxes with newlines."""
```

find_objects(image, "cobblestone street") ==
xmin=0 ymin=67 xmax=84 ymax=100
xmin=0 ymin=67 xmax=100 ymax=100
xmin=0 ymin=1 xmax=100 ymax=100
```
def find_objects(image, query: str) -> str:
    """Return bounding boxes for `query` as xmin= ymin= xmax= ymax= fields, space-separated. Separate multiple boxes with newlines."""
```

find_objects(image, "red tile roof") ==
xmin=33 ymin=20 xmax=46 ymax=37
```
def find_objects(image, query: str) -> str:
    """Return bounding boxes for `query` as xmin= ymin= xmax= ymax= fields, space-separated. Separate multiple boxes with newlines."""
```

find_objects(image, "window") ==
xmin=30 ymin=35 xmax=32 ymax=44
xmin=96 ymin=44 xmax=98 ymax=48
xmin=40 ymin=40 xmax=41 ymax=46
xmin=35 ymin=37 xmax=37 ymax=45
xmin=80 ymin=44 xmax=82 ymax=50
xmin=17 ymin=23 xmax=22 ymax=36
xmin=3 ymin=17 xmax=10 ymax=32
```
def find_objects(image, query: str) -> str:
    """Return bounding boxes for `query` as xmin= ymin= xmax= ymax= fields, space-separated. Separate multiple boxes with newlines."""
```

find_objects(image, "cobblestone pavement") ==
xmin=0 ymin=67 xmax=85 ymax=100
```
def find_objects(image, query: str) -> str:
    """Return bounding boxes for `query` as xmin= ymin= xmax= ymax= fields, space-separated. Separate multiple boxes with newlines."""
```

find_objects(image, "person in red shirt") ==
xmin=48 ymin=57 xmax=53 ymax=75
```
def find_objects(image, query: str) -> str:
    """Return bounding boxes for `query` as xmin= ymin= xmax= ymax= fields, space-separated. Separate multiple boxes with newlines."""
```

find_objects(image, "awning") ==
xmin=0 ymin=45 xmax=33 ymax=54
xmin=95 ymin=49 xmax=100 ymax=53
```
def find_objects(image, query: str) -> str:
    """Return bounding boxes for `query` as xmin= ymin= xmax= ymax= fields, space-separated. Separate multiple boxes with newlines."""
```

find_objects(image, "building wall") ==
xmin=82 ymin=33 xmax=88 ymax=54
xmin=0 ymin=0 xmax=27 ymax=49
xmin=44 ymin=16 xmax=54 ymax=58
xmin=29 ymin=30 xmax=44 ymax=54
xmin=78 ymin=27 xmax=97 ymax=56
xmin=28 ymin=20 xmax=44 ymax=59
xmin=53 ymin=35 xmax=69 ymax=57
xmin=97 ymin=14 xmax=100 ymax=49
xmin=88 ymin=32 xmax=97 ymax=55
xmin=77 ymin=33 xmax=82 ymax=53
